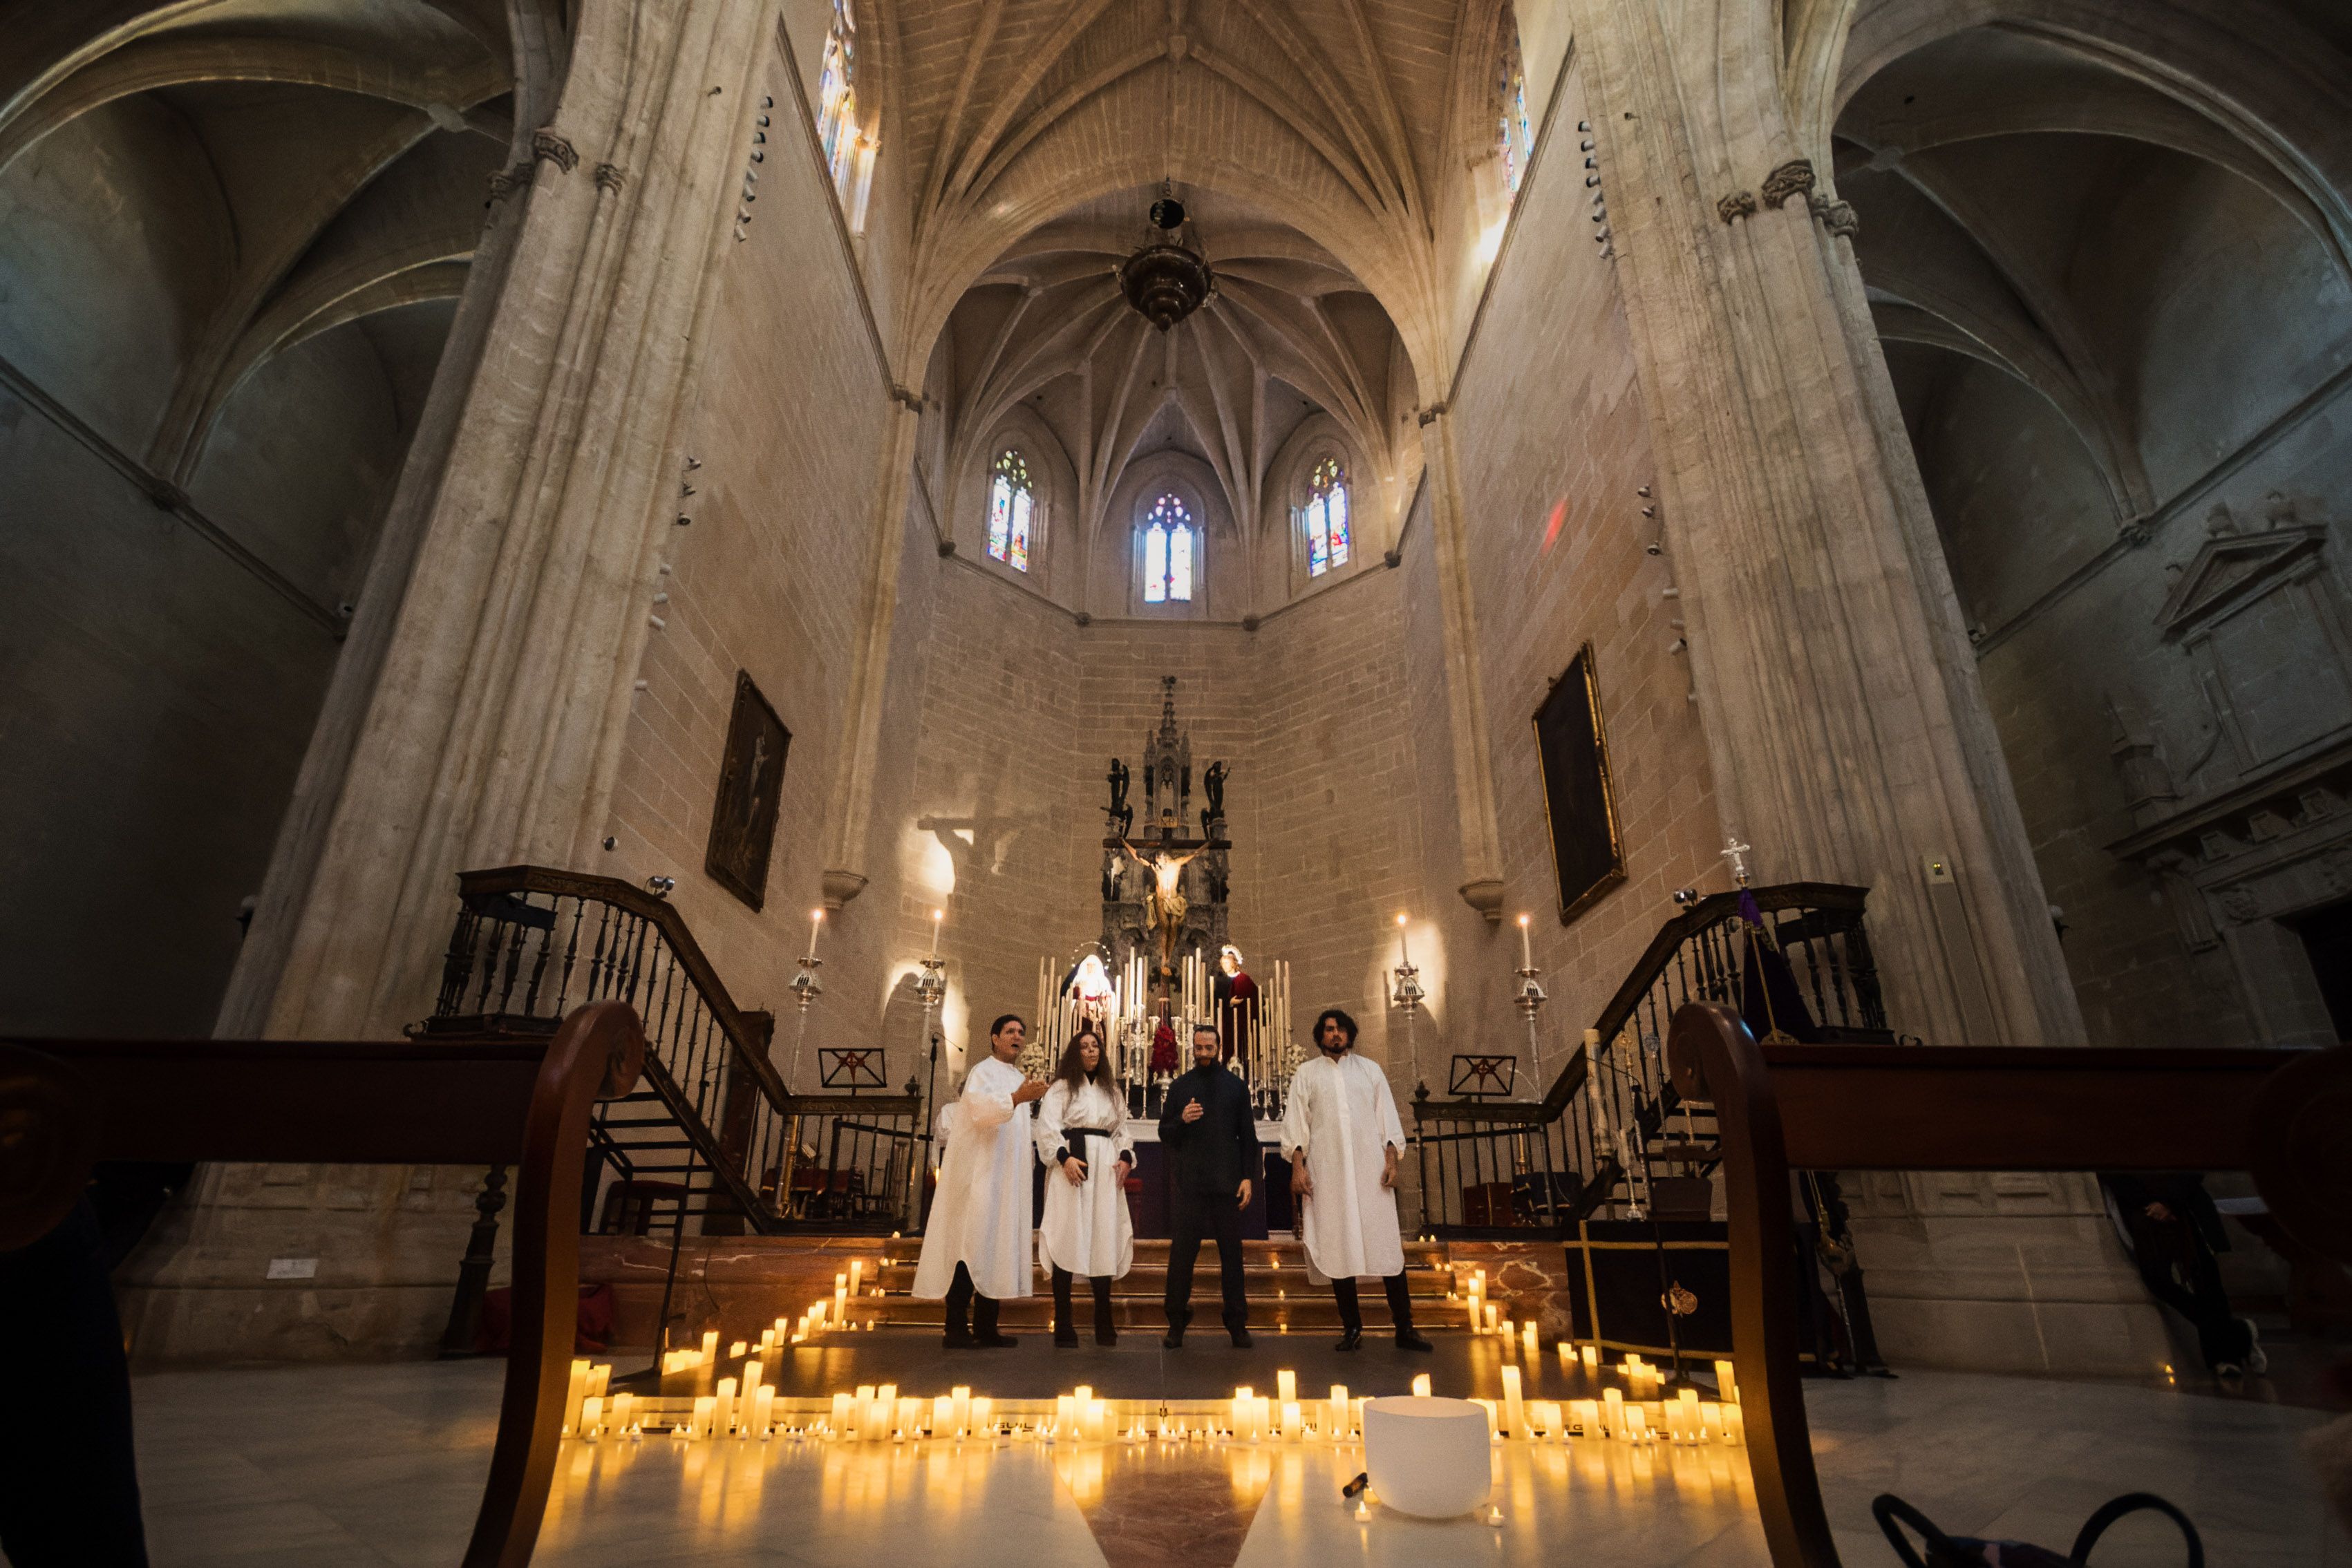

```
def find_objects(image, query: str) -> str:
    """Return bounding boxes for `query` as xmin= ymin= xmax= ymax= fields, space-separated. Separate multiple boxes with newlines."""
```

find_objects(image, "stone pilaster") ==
xmin=1417 ymin=406 xmax=1507 ymax=923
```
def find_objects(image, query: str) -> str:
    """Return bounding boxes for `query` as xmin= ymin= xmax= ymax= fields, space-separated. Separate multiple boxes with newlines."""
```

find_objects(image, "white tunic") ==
xmin=1281 ymin=1050 xmax=1408 ymax=1281
xmin=912 ymin=1056 xmax=1035 ymax=1301
xmin=1033 ymin=1079 xmax=1136 ymax=1279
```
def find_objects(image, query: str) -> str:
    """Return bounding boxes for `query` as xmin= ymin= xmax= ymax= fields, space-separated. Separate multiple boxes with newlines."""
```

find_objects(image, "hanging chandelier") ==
xmin=1118 ymin=191 xmax=1215 ymax=332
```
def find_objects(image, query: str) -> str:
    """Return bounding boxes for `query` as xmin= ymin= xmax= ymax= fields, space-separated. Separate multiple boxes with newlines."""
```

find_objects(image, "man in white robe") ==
xmin=913 ymin=1013 xmax=1048 ymax=1347
xmin=1283 ymin=1007 xmax=1432 ymax=1352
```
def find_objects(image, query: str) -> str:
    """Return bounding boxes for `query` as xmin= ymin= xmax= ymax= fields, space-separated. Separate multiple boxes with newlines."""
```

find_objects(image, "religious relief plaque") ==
xmin=1532 ymin=643 xmax=1626 ymax=925
xmin=704 ymin=670 xmax=791 ymax=911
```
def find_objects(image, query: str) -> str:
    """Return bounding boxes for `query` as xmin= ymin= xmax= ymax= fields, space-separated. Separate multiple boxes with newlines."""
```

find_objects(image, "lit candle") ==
xmin=1281 ymin=1400 xmax=1302 ymax=1440
xmin=1056 ymin=1395 xmax=1077 ymax=1440
xmin=1722 ymin=1404 xmax=1744 ymax=1445
xmin=1395 ymin=912 xmax=1411 ymax=967
xmin=1500 ymin=1364 xmax=1525 ymax=1439
xmin=1276 ymin=1369 xmax=1297 ymax=1405
xmin=1485 ymin=1303 xmax=1500 ymax=1335
xmin=612 ymin=1392 xmax=633 ymax=1432
xmin=830 ymin=1392 xmax=852 ymax=1435
xmin=898 ymin=1397 xmax=923 ymax=1439
xmin=714 ymin=1377 xmax=737 ymax=1435
xmin=1085 ymin=1398 xmax=1110 ymax=1444
xmin=1602 ymin=1387 xmax=1624 ymax=1438
xmin=579 ymin=1394 xmax=603 ymax=1439
xmin=1624 ymin=1405 xmax=1648 ymax=1442
xmin=1677 ymin=1388 xmax=1701 ymax=1442
xmin=1582 ymin=1344 xmax=1599 ymax=1370
xmin=875 ymin=1383 xmax=897 ymax=1443
xmin=929 ymin=908 xmax=943 ymax=956
xmin=1530 ymin=1399 xmax=1561 ymax=1441
xmin=932 ymin=1395 xmax=954 ymax=1437
xmin=700 ymin=1330 xmax=719 ymax=1361
xmin=1518 ymin=912 xmax=1533 ymax=970
xmin=834 ymin=1274 xmax=848 ymax=1325
xmin=1701 ymin=1402 xmax=1724 ymax=1442
xmin=1522 ymin=1321 xmax=1539 ymax=1356
xmin=1411 ymin=1373 xmax=1432 ymax=1399
xmin=1328 ymin=1384 xmax=1349 ymax=1440
xmin=951 ymin=1386 xmax=972 ymax=1436
xmin=806 ymin=907 xmax=825 ymax=959
xmin=849 ymin=1260 xmax=864 ymax=1296
xmin=1571 ymin=1398 xmax=1599 ymax=1437
xmin=1715 ymin=1358 xmax=1739 ymax=1403
xmin=691 ymin=1395 xmax=715 ymax=1438
xmin=563 ymin=1359 xmax=589 ymax=1432
xmin=972 ymin=1396 xmax=993 ymax=1434
xmin=751 ymin=1385 xmax=775 ymax=1437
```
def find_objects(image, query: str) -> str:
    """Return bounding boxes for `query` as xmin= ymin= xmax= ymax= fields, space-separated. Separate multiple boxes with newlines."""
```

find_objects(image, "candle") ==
xmin=579 ymin=1394 xmax=603 ymax=1439
xmin=1395 ymin=912 xmax=1411 ymax=967
xmin=1485 ymin=1303 xmax=1500 ymax=1335
xmin=1328 ymin=1385 xmax=1350 ymax=1440
xmin=1518 ymin=912 xmax=1532 ymax=969
xmin=687 ymin=1395 xmax=713 ymax=1437
xmin=700 ymin=1330 xmax=719 ymax=1360
xmin=929 ymin=908 xmax=943 ymax=955
xmin=1056 ymin=1394 xmax=1077 ymax=1440
xmin=751 ymin=1385 xmax=774 ymax=1437
xmin=830 ymin=1392 xmax=852 ymax=1435
xmin=876 ymin=1383 xmax=897 ymax=1442
xmin=933 ymin=1395 xmax=954 ymax=1437
xmin=1582 ymin=1344 xmax=1599 ymax=1370
xmin=1624 ymin=1405 xmax=1648 ymax=1441
xmin=849 ymin=1260 xmax=863 ymax=1295
xmin=1523 ymin=1321 xmax=1539 ymax=1356
xmin=1530 ymin=1399 xmax=1561 ymax=1441
xmin=1411 ymin=1373 xmax=1432 ymax=1398
xmin=898 ymin=1397 xmax=923 ymax=1438
xmin=1500 ymin=1365 xmax=1525 ymax=1438
xmin=834 ymin=1275 xmax=848 ymax=1325
xmin=1570 ymin=1398 xmax=1599 ymax=1437
xmin=1722 ymin=1404 xmax=1744 ymax=1445
xmin=743 ymin=1359 xmax=764 ymax=1398
xmin=1715 ymin=1358 xmax=1739 ymax=1401
xmin=1602 ymin=1387 xmax=1624 ymax=1438
xmin=1701 ymin=1402 xmax=1724 ymax=1442
xmin=563 ymin=1360 xmax=589 ymax=1431
xmin=1085 ymin=1398 xmax=1110 ymax=1444
xmin=1677 ymin=1388 xmax=1701 ymax=1442
xmin=806 ymin=907 xmax=825 ymax=959
xmin=1276 ymin=1369 xmax=1297 ymax=1405
xmin=1280 ymin=1400 xmax=1302 ymax=1440
xmin=972 ymin=1396 xmax=994 ymax=1434
xmin=951 ymin=1386 xmax=972 ymax=1436
xmin=714 ymin=1376 xmax=737 ymax=1436
xmin=612 ymin=1392 xmax=633 ymax=1433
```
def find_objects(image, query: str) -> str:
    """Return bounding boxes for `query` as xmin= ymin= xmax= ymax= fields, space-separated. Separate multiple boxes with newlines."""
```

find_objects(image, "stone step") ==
xmin=875 ymin=1236 xmax=1453 ymax=1265
xmin=869 ymin=1263 xmax=1457 ymax=1298
xmin=836 ymin=1296 xmax=1456 ymax=1332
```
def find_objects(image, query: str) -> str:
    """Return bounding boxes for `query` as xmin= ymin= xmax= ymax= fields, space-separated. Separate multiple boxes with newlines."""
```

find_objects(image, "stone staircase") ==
xmin=853 ymin=1236 xmax=1467 ymax=1332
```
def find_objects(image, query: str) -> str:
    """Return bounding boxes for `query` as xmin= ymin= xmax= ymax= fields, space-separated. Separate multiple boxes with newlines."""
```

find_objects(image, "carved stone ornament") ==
xmin=594 ymin=162 xmax=626 ymax=193
xmin=1760 ymin=159 xmax=1817 ymax=209
xmin=1717 ymin=191 xmax=1758 ymax=224
xmin=531 ymin=129 xmax=579 ymax=173
xmin=487 ymin=161 xmax=534 ymax=202
xmin=1809 ymin=193 xmax=1859 ymax=239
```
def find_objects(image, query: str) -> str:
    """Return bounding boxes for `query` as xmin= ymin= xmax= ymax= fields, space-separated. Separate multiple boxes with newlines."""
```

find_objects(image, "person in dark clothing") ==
xmin=2101 ymin=1171 xmax=2263 ymax=1376
xmin=0 ymin=1199 xmax=149 ymax=1567
xmin=1158 ymin=1022 xmax=1257 ymax=1348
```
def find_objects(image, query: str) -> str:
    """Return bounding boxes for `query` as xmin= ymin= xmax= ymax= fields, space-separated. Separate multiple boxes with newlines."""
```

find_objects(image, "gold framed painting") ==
xmin=1532 ymin=642 xmax=1626 ymax=925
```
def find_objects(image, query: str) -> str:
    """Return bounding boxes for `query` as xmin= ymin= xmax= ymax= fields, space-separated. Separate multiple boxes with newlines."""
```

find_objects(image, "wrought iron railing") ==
xmin=1412 ymin=883 xmax=1885 ymax=1236
xmin=417 ymin=866 xmax=925 ymax=1239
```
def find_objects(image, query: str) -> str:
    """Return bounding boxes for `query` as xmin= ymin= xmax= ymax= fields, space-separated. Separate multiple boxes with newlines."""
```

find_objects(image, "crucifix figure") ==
xmin=1121 ymin=838 xmax=1202 ymax=972
xmin=1721 ymin=835 xmax=1752 ymax=887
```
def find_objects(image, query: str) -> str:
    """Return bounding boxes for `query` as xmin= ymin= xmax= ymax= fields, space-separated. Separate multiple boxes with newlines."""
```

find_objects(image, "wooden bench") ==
xmin=1666 ymin=999 xmax=2349 ymax=1567
xmin=2 ymin=1000 xmax=645 ymax=1568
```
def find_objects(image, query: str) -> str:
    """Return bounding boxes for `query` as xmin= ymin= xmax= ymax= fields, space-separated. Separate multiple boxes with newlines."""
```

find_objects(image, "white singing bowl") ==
xmin=1362 ymin=1395 xmax=1493 ymax=1518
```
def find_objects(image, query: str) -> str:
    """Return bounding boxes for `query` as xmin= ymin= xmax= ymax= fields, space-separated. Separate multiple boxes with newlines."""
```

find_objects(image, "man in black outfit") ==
xmin=1159 ymin=1022 xmax=1257 ymax=1348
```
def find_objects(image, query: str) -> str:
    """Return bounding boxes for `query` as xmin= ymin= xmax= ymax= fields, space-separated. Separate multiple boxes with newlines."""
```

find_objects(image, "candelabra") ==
xmin=1390 ymin=956 xmax=1427 ymax=1097
xmin=786 ymin=954 xmax=824 ymax=1088
xmin=1514 ymin=962 xmax=1548 ymax=1083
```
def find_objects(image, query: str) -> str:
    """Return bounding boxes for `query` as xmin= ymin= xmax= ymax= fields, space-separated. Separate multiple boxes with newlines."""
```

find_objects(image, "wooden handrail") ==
xmin=1588 ymin=881 xmax=1870 ymax=1050
xmin=1664 ymin=1000 xmax=2334 ymax=1568
xmin=21 ymin=1001 xmax=646 ymax=1568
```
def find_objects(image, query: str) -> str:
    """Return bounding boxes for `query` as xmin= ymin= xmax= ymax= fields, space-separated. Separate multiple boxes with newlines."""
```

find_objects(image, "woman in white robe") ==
xmin=913 ymin=1014 xmax=1047 ymax=1345
xmin=1034 ymin=1027 xmax=1136 ymax=1345
xmin=1283 ymin=1006 xmax=1431 ymax=1351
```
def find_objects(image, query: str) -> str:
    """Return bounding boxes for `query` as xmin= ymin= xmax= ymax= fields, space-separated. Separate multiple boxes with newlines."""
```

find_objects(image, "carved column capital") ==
xmin=1717 ymin=191 xmax=1758 ymax=225
xmin=594 ymin=162 xmax=627 ymax=193
xmin=1760 ymin=159 xmax=1816 ymax=209
xmin=1809 ymin=193 xmax=1859 ymax=239
xmin=531 ymin=129 xmax=578 ymax=173
xmin=487 ymin=162 xmax=534 ymax=202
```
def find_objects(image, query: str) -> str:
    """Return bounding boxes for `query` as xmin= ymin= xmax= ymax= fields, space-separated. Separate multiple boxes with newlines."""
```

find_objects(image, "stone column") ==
xmin=1563 ymin=0 xmax=2166 ymax=1375
xmin=1418 ymin=405 xmax=1507 ymax=923
xmin=821 ymin=395 xmax=925 ymax=911
xmin=241 ymin=0 xmax=763 ymax=1042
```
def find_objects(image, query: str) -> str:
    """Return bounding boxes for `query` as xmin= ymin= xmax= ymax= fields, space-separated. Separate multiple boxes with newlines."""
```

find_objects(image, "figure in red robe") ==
xmin=1213 ymin=944 xmax=1259 ymax=1064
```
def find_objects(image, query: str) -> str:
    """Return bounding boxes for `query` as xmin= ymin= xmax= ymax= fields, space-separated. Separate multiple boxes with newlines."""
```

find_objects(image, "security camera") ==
xmin=1671 ymin=887 xmax=1701 ymax=907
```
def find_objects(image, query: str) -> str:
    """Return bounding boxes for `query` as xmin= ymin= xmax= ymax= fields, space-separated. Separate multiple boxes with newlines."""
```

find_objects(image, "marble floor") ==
xmin=133 ymin=1359 xmax=2349 ymax=1567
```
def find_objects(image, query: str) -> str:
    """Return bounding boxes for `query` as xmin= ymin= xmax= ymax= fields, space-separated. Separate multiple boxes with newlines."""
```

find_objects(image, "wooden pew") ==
xmin=1 ymin=1001 xmax=645 ymax=1568
xmin=1666 ymin=999 xmax=2346 ymax=1568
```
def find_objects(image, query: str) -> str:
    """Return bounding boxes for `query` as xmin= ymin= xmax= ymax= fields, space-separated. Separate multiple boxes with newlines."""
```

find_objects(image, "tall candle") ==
xmin=971 ymin=1396 xmax=993 ymax=1433
xmin=1276 ymin=1369 xmax=1297 ymax=1404
xmin=612 ymin=1391 xmax=634 ymax=1432
xmin=1602 ymin=1387 xmax=1624 ymax=1438
xmin=1395 ymin=913 xmax=1411 ymax=966
xmin=806 ymin=907 xmax=825 ymax=958
xmin=579 ymin=1395 xmax=603 ymax=1439
xmin=951 ymin=1386 xmax=972 ymax=1436
xmin=1411 ymin=1372 xmax=1432 ymax=1398
xmin=849 ymin=1260 xmax=863 ymax=1296
xmin=1328 ymin=1384 xmax=1350 ymax=1440
xmin=1715 ymin=1358 xmax=1739 ymax=1402
xmin=933 ymin=1395 xmax=954 ymax=1437
xmin=875 ymin=1383 xmax=897 ymax=1443
xmin=1518 ymin=912 xmax=1533 ymax=969
xmin=1055 ymin=1395 xmax=1076 ymax=1439
xmin=1677 ymin=1388 xmax=1701 ymax=1442
xmin=1570 ymin=1398 xmax=1599 ymax=1437
xmin=830 ymin=1392 xmax=852 ymax=1435
xmin=1500 ymin=1365 xmax=1525 ymax=1438
xmin=929 ymin=909 xmax=943 ymax=955
xmin=751 ymin=1385 xmax=774 ymax=1437
xmin=1281 ymin=1400 xmax=1302 ymax=1440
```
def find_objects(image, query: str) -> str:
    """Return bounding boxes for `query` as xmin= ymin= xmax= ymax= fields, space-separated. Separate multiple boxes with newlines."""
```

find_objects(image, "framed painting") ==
xmin=705 ymin=670 xmax=790 ymax=911
xmin=1532 ymin=642 xmax=1626 ymax=925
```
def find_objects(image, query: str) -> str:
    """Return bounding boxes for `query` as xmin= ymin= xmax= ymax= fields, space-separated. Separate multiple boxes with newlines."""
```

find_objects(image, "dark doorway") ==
xmin=2289 ymin=897 xmax=2352 ymax=1043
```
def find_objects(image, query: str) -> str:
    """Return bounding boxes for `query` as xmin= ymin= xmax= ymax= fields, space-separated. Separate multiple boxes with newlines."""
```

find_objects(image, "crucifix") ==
xmin=1720 ymin=835 xmax=1752 ymax=887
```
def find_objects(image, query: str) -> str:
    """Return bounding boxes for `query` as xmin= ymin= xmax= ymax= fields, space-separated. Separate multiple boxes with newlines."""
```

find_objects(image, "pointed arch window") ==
xmin=1142 ymin=493 xmax=1194 ymax=604
xmin=986 ymin=450 xmax=1034 ymax=572
xmin=1497 ymin=7 xmax=1533 ymax=200
xmin=1302 ymin=455 xmax=1351 ymax=577
xmin=816 ymin=1 xmax=860 ymax=190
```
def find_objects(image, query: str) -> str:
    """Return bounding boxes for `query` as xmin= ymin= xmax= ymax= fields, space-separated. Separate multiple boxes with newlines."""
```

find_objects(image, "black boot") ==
xmin=1052 ymin=1267 xmax=1078 ymax=1348
xmin=1092 ymin=1276 xmax=1117 ymax=1346
xmin=1386 ymin=1271 xmax=1433 ymax=1351
xmin=973 ymin=1290 xmax=1017 ymax=1348
xmin=1332 ymin=1278 xmax=1364 ymax=1352
xmin=1163 ymin=1309 xmax=1189 ymax=1350
xmin=943 ymin=1262 xmax=976 ymax=1348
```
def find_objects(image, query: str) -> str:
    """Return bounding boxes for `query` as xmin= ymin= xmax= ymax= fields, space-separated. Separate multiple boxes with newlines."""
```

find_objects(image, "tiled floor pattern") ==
xmin=133 ymin=1359 xmax=2349 ymax=1566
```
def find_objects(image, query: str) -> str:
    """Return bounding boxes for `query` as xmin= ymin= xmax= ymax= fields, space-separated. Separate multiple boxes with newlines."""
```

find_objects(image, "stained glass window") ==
xmin=1497 ymin=8 xmax=1532 ymax=200
xmin=1303 ymin=455 xmax=1351 ymax=577
xmin=1142 ymin=493 xmax=1194 ymax=604
xmin=986 ymin=450 xmax=1033 ymax=572
xmin=816 ymin=1 xmax=859 ymax=191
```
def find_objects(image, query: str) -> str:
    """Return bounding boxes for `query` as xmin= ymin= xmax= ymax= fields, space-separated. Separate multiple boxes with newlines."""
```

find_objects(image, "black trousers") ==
xmin=1051 ymin=1266 xmax=1115 ymax=1336
xmin=0 ymin=1201 xmax=149 ymax=1567
xmin=1164 ymin=1188 xmax=1249 ymax=1332
xmin=943 ymin=1260 xmax=1001 ymax=1339
xmin=1331 ymin=1273 xmax=1417 ymax=1336
xmin=2122 ymin=1214 xmax=2252 ymax=1370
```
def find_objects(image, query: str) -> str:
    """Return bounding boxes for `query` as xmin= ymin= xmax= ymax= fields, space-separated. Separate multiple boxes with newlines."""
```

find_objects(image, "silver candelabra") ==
xmin=785 ymin=954 xmax=824 ymax=1087
xmin=1391 ymin=956 xmax=1427 ymax=1096
xmin=1514 ymin=963 xmax=1548 ymax=1084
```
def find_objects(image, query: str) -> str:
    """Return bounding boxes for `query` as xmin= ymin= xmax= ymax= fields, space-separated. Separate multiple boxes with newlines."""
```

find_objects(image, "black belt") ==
xmin=1056 ymin=1126 xmax=1119 ymax=1164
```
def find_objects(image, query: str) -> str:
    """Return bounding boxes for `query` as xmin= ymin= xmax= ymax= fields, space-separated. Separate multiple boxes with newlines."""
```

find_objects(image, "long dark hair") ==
xmin=1054 ymin=1027 xmax=1113 ymax=1090
xmin=1312 ymin=1008 xmax=1359 ymax=1048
